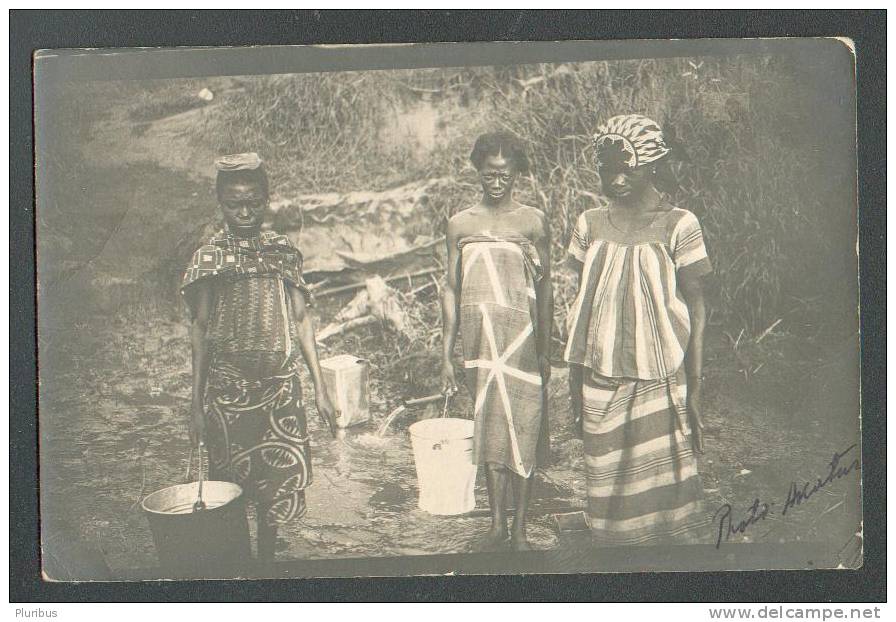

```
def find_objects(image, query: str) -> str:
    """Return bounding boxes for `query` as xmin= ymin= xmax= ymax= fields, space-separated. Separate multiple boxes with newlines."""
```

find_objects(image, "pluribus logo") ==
xmin=15 ymin=610 xmax=58 ymax=618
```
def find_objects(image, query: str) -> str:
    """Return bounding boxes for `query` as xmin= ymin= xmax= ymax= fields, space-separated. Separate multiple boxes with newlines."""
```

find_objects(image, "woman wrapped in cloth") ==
xmin=566 ymin=115 xmax=713 ymax=546
xmin=182 ymin=153 xmax=337 ymax=561
xmin=441 ymin=132 xmax=553 ymax=552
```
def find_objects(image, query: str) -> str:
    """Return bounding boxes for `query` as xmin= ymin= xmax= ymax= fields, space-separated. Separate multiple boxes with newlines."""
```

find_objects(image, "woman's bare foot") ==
xmin=257 ymin=522 xmax=278 ymax=562
xmin=511 ymin=534 xmax=532 ymax=552
xmin=472 ymin=527 xmax=510 ymax=552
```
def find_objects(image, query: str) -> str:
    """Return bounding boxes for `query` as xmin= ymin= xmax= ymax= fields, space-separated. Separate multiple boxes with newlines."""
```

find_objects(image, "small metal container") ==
xmin=320 ymin=354 xmax=370 ymax=428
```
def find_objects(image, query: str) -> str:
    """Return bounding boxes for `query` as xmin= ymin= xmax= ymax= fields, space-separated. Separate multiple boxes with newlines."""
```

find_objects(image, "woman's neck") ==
xmin=610 ymin=185 xmax=661 ymax=215
xmin=481 ymin=194 xmax=515 ymax=212
xmin=227 ymin=224 xmax=262 ymax=239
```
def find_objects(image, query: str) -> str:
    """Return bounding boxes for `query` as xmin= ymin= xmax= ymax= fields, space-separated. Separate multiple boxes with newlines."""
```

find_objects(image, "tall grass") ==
xmin=197 ymin=72 xmax=428 ymax=195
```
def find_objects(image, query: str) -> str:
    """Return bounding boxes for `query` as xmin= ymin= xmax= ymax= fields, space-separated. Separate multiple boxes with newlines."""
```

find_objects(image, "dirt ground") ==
xmin=38 ymin=292 xmax=862 ymax=575
xmin=36 ymin=78 xmax=863 ymax=577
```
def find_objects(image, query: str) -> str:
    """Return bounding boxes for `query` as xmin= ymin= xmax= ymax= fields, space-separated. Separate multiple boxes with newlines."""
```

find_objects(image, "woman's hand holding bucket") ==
xmin=440 ymin=361 xmax=458 ymax=397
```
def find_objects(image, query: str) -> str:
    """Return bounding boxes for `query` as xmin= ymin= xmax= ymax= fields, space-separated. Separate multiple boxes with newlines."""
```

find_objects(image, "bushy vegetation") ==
xmin=197 ymin=72 xmax=417 ymax=193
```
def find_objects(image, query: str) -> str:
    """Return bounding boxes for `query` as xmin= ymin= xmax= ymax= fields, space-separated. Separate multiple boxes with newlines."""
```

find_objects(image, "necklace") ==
xmin=606 ymin=208 xmax=662 ymax=235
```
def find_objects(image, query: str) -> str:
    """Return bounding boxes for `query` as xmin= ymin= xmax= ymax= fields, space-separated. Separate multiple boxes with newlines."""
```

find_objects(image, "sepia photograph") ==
xmin=32 ymin=38 xmax=862 ymax=582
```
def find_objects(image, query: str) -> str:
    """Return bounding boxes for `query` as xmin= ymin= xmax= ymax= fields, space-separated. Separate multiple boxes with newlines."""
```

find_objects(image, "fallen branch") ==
xmin=315 ymin=267 xmax=442 ymax=299
xmin=316 ymin=315 xmax=378 ymax=344
xmin=316 ymin=275 xmax=420 ymax=344
xmin=756 ymin=318 xmax=783 ymax=343
xmin=364 ymin=276 xmax=414 ymax=337
xmin=308 ymin=277 xmax=332 ymax=291
xmin=408 ymin=280 xmax=437 ymax=297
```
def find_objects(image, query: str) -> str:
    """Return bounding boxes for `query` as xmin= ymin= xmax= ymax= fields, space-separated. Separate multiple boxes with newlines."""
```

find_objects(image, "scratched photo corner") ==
xmin=34 ymin=38 xmax=862 ymax=582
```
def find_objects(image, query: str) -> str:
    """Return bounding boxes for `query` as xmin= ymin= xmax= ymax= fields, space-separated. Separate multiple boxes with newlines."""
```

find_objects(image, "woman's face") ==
xmin=478 ymin=153 xmax=517 ymax=202
xmin=218 ymin=181 xmax=268 ymax=230
xmin=598 ymin=162 xmax=654 ymax=200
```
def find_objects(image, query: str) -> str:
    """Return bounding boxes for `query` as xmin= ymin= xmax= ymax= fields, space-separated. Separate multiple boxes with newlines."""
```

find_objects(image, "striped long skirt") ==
xmin=582 ymin=369 xmax=709 ymax=545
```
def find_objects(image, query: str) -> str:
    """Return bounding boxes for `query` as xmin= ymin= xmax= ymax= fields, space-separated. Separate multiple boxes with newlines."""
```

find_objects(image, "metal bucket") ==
xmin=321 ymin=354 xmax=370 ymax=428
xmin=409 ymin=417 xmax=477 ymax=515
xmin=141 ymin=480 xmax=251 ymax=577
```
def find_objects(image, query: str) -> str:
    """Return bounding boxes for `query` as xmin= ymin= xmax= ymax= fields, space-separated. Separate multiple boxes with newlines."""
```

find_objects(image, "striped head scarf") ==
xmin=592 ymin=114 xmax=670 ymax=169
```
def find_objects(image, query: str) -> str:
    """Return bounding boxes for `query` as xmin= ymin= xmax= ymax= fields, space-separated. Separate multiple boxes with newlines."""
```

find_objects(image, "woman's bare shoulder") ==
xmin=512 ymin=203 xmax=547 ymax=233
xmin=447 ymin=206 xmax=482 ymax=236
xmin=576 ymin=206 xmax=607 ymax=226
xmin=515 ymin=203 xmax=546 ymax=220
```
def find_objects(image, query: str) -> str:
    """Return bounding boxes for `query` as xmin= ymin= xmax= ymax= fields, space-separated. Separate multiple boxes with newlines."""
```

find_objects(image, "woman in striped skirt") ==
xmin=565 ymin=115 xmax=712 ymax=545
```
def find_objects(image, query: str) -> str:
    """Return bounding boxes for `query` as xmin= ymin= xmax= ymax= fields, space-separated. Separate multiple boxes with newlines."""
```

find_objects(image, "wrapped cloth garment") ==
xmin=182 ymin=228 xmax=312 ymax=356
xmin=581 ymin=368 xmax=710 ymax=545
xmin=206 ymin=352 xmax=311 ymax=526
xmin=182 ymin=228 xmax=313 ymax=525
xmin=565 ymin=205 xmax=713 ymax=545
xmin=458 ymin=232 xmax=549 ymax=477
xmin=182 ymin=228 xmax=311 ymax=302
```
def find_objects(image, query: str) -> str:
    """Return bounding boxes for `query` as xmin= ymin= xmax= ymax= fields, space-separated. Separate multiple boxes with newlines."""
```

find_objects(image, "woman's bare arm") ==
xmin=440 ymin=218 xmax=462 ymax=392
xmin=679 ymin=271 xmax=707 ymax=384
xmin=288 ymin=287 xmax=326 ymax=388
xmin=679 ymin=269 xmax=707 ymax=452
xmin=287 ymin=285 xmax=337 ymax=434
xmin=566 ymin=255 xmax=584 ymax=435
xmin=534 ymin=212 xmax=554 ymax=371
xmin=187 ymin=281 xmax=213 ymax=445
xmin=568 ymin=256 xmax=583 ymax=283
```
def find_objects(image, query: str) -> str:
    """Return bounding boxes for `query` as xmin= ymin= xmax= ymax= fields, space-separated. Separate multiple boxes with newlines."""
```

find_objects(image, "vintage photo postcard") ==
xmin=33 ymin=38 xmax=861 ymax=581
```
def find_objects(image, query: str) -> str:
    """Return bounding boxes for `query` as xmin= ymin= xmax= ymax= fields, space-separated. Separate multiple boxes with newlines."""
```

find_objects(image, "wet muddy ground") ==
xmin=38 ymin=307 xmax=862 ymax=575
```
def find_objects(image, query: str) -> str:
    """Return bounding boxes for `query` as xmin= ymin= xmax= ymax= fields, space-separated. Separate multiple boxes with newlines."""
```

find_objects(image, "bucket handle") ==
xmin=440 ymin=390 xmax=455 ymax=418
xmin=194 ymin=442 xmax=206 ymax=511
xmin=183 ymin=443 xmax=207 ymax=484
xmin=431 ymin=390 xmax=460 ymax=449
xmin=184 ymin=442 xmax=208 ymax=511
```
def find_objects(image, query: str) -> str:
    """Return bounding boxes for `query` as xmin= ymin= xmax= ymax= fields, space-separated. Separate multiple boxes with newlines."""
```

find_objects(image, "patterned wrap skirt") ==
xmin=582 ymin=368 xmax=710 ymax=545
xmin=458 ymin=236 xmax=549 ymax=477
xmin=205 ymin=351 xmax=311 ymax=527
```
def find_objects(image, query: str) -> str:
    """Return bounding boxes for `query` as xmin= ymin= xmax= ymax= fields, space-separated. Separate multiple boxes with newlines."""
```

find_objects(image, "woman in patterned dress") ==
xmin=441 ymin=132 xmax=553 ymax=551
xmin=182 ymin=153 xmax=337 ymax=561
xmin=565 ymin=115 xmax=712 ymax=545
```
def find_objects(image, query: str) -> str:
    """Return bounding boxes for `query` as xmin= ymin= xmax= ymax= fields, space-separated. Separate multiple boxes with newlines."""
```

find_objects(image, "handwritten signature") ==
xmin=713 ymin=443 xmax=860 ymax=549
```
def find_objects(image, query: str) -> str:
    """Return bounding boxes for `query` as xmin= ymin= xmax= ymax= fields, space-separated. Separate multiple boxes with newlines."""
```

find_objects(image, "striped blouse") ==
xmin=564 ymin=206 xmax=712 ymax=380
